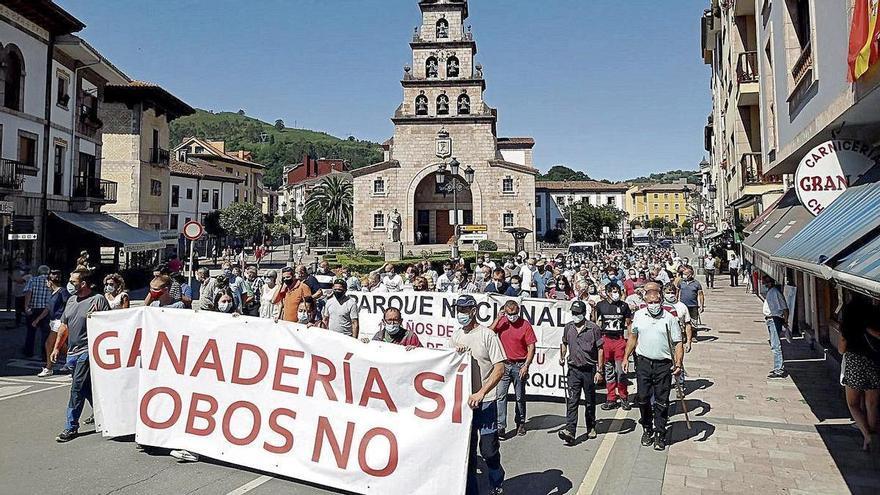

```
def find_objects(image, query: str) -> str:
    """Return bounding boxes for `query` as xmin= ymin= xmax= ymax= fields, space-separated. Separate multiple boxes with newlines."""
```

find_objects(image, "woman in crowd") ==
xmin=259 ymin=270 xmax=282 ymax=319
xmin=212 ymin=288 xmax=239 ymax=315
xmin=548 ymin=275 xmax=575 ymax=300
xmin=103 ymin=273 xmax=130 ymax=309
xmin=840 ymin=302 xmax=880 ymax=451
xmin=37 ymin=270 xmax=68 ymax=377
xmin=412 ymin=276 xmax=429 ymax=291
xmin=297 ymin=298 xmax=320 ymax=326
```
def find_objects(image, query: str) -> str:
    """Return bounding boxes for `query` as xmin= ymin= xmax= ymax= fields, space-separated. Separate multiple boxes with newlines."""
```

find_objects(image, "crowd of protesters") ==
xmin=26 ymin=241 xmax=813 ymax=494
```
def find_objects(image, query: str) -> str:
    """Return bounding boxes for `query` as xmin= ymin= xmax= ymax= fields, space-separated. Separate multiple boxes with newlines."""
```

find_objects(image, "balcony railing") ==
xmin=149 ymin=147 xmax=170 ymax=165
xmin=791 ymin=41 xmax=813 ymax=89
xmin=737 ymin=51 xmax=759 ymax=83
xmin=0 ymin=159 xmax=25 ymax=190
xmin=72 ymin=175 xmax=117 ymax=203
xmin=741 ymin=152 xmax=782 ymax=185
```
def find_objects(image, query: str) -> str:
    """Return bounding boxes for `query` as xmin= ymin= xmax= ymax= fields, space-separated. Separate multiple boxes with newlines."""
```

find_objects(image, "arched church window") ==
xmin=1 ymin=45 xmax=25 ymax=111
xmin=426 ymin=57 xmax=439 ymax=78
xmin=437 ymin=94 xmax=450 ymax=115
xmin=415 ymin=94 xmax=428 ymax=116
xmin=436 ymin=19 xmax=449 ymax=39
xmin=457 ymin=94 xmax=470 ymax=115
xmin=446 ymin=56 xmax=460 ymax=78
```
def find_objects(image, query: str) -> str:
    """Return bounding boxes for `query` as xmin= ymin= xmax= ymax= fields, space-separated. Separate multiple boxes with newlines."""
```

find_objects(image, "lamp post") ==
xmin=436 ymin=158 xmax=474 ymax=260
xmin=567 ymin=193 xmax=574 ymax=242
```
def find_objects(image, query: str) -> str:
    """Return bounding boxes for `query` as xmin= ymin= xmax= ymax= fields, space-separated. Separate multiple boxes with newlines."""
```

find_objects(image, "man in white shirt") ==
xmin=728 ymin=254 xmax=742 ymax=287
xmin=519 ymin=258 xmax=535 ymax=296
xmin=762 ymin=275 xmax=788 ymax=378
xmin=703 ymin=255 xmax=716 ymax=289
xmin=436 ymin=261 xmax=456 ymax=292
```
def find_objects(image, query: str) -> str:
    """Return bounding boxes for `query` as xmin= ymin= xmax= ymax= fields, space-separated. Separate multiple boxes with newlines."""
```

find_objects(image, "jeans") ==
xmin=466 ymin=401 xmax=504 ymax=494
xmin=23 ymin=312 xmax=50 ymax=357
xmin=565 ymin=365 xmax=597 ymax=434
xmin=496 ymin=361 xmax=527 ymax=431
xmin=635 ymin=355 xmax=672 ymax=434
xmin=766 ymin=317 xmax=784 ymax=372
xmin=602 ymin=336 xmax=628 ymax=402
xmin=65 ymin=352 xmax=92 ymax=431
xmin=704 ymin=269 xmax=715 ymax=288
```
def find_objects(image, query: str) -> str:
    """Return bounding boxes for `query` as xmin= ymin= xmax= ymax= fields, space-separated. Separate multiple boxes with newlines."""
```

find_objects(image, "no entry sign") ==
xmin=182 ymin=220 xmax=204 ymax=241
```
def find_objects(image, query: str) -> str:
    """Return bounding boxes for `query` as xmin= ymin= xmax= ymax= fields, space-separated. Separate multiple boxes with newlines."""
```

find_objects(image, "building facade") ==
xmin=627 ymin=182 xmax=696 ymax=227
xmin=701 ymin=0 xmax=785 ymax=235
xmin=174 ymin=138 xmax=265 ymax=210
xmin=352 ymin=0 xmax=537 ymax=252
xmin=534 ymin=181 xmax=629 ymax=238
xmin=277 ymin=155 xmax=349 ymax=237
xmin=100 ymin=82 xmax=194 ymax=231
xmin=168 ymin=157 xmax=242 ymax=232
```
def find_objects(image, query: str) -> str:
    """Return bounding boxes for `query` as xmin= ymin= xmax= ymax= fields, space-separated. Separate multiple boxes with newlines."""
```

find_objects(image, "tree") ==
xmin=219 ymin=202 xmax=264 ymax=244
xmin=274 ymin=119 xmax=285 ymax=131
xmin=306 ymin=176 xmax=353 ymax=228
xmin=237 ymin=109 xmax=245 ymax=116
xmin=646 ymin=217 xmax=678 ymax=236
xmin=565 ymin=202 xmax=626 ymax=243
xmin=538 ymin=165 xmax=592 ymax=182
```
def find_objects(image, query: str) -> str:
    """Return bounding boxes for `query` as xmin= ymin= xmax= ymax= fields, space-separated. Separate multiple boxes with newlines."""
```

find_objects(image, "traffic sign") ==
xmin=0 ymin=201 xmax=13 ymax=215
xmin=460 ymin=224 xmax=487 ymax=233
xmin=182 ymin=220 xmax=204 ymax=241
xmin=695 ymin=221 xmax=707 ymax=233
xmin=7 ymin=233 xmax=37 ymax=241
xmin=460 ymin=233 xmax=488 ymax=242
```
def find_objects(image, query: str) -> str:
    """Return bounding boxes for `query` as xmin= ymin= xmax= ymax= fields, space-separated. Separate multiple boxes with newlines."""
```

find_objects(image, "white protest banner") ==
xmin=88 ymin=307 xmax=472 ymax=495
xmin=349 ymin=291 xmax=575 ymax=397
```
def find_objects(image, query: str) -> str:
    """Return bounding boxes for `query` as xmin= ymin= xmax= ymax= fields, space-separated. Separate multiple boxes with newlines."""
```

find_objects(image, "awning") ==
xmin=750 ymin=203 xmax=813 ymax=276
xmin=52 ymin=212 xmax=174 ymax=253
xmin=741 ymin=189 xmax=799 ymax=263
xmin=832 ymin=233 xmax=880 ymax=297
xmin=703 ymin=231 xmax=725 ymax=240
xmin=743 ymin=195 xmax=784 ymax=234
xmin=773 ymin=174 xmax=880 ymax=278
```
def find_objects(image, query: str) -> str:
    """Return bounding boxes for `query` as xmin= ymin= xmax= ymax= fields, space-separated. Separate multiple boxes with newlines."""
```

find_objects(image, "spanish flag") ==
xmin=848 ymin=0 xmax=880 ymax=81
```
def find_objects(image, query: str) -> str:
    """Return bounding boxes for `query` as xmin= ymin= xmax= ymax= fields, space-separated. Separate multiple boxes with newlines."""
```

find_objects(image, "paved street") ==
xmin=1 ymin=285 xmax=878 ymax=495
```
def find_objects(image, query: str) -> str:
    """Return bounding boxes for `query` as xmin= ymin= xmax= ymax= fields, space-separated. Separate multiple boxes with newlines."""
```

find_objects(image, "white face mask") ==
xmin=505 ymin=313 xmax=520 ymax=323
xmin=610 ymin=293 xmax=621 ymax=302
xmin=384 ymin=322 xmax=402 ymax=335
xmin=218 ymin=301 xmax=233 ymax=313
xmin=647 ymin=303 xmax=663 ymax=316
xmin=572 ymin=313 xmax=585 ymax=324
xmin=664 ymin=294 xmax=676 ymax=304
xmin=510 ymin=283 xmax=520 ymax=290
xmin=297 ymin=311 xmax=310 ymax=323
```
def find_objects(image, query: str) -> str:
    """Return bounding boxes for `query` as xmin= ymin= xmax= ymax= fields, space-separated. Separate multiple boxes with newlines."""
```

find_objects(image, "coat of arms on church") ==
xmin=436 ymin=128 xmax=452 ymax=159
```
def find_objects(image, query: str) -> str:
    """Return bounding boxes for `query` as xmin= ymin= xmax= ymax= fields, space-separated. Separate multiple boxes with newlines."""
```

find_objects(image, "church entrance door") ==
xmin=412 ymin=172 xmax=473 ymax=245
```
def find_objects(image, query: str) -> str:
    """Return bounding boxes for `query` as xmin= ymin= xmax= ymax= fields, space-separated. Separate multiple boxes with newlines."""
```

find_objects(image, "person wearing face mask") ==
xmin=259 ymin=270 xmax=282 ymax=319
xmin=558 ymin=301 xmax=604 ymax=445
xmin=483 ymin=255 xmax=496 ymax=271
xmin=532 ymin=260 xmax=551 ymax=299
xmin=411 ymin=276 xmax=429 ymax=291
xmin=518 ymin=258 xmax=535 ymax=296
xmin=217 ymin=261 xmax=243 ymax=308
xmin=504 ymin=275 xmax=523 ymax=297
xmin=366 ymin=307 xmax=423 ymax=348
xmin=601 ymin=266 xmax=625 ymax=292
xmin=51 ymin=269 xmax=110 ymax=443
xmin=489 ymin=301 xmax=537 ymax=439
xmin=297 ymin=299 xmax=318 ymax=325
xmin=623 ymin=270 xmax=638 ymax=297
xmin=275 ymin=266 xmax=313 ymax=322
xmin=662 ymin=283 xmax=692 ymax=354
xmin=595 ymin=284 xmax=633 ymax=411
xmin=195 ymin=267 xmax=216 ymax=311
xmin=240 ymin=265 xmax=262 ymax=316
xmin=623 ymin=287 xmax=684 ymax=452
xmin=675 ymin=267 xmax=704 ymax=326
xmin=210 ymin=290 xmax=239 ymax=318
xmin=728 ymin=253 xmax=741 ymax=287
xmin=548 ymin=276 xmax=575 ymax=301
xmin=436 ymin=262 xmax=456 ymax=292
xmin=455 ymin=270 xmax=478 ymax=294
xmin=483 ymin=269 xmax=509 ymax=295
xmin=450 ymin=295 xmax=506 ymax=495
xmin=148 ymin=276 xmax=187 ymax=309
xmin=101 ymin=273 xmax=129 ymax=310
xmin=322 ymin=280 xmax=360 ymax=338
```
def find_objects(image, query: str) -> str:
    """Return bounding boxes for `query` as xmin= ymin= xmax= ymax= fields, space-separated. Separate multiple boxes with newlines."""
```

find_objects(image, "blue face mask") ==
xmin=457 ymin=312 xmax=472 ymax=326
xmin=67 ymin=282 xmax=78 ymax=295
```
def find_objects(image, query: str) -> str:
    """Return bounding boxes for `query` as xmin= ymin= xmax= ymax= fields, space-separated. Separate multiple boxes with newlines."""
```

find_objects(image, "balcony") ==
xmin=149 ymin=147 xmax=170 ymax=166
xmin=0 ymin=159 xmax=25 ymax=191
xmin=72 ymin=175 xmax=117 ymax=204
xmin=740 ymin=153 xmax=782 ymax=185
xmin=791 ymin=41 xmax=813 ymax=94
xmin=736 ymin=51 xmax=760 ymax=106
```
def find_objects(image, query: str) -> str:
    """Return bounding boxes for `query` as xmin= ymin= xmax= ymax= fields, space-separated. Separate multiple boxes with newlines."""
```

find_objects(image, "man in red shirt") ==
xmin=490 ymin=300 xmax=537 ymax=439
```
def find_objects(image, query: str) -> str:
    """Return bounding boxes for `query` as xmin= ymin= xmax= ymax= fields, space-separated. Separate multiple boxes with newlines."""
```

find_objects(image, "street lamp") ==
xmin=436 ymin=157 xmax=474 ymax=260
xmin=567 ymin=193 xmax=574 ymax=242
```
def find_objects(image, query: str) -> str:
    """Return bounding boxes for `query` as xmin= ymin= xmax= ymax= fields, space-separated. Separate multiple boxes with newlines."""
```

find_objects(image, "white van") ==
xmin=568 ymin=242 xmax=601 ymax=255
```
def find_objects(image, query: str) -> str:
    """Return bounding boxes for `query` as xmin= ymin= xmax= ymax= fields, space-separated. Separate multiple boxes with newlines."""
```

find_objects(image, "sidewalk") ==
xmin=663 ymin=285 xmax=879 ymax=495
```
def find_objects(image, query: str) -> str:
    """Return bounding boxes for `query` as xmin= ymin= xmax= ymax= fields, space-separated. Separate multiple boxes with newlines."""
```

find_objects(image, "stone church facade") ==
xmin=353 ymin=0 xmax=537 ymax=251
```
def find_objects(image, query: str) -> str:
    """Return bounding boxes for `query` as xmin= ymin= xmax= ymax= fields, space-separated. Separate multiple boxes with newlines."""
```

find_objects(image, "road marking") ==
xmin=0 ymin=385 xmax=30 ymax=397
xmin=0 ymin=383 xmax=69 ymax=402
xmin=577 ymin=406 xmax=629 ymax=495
xmin=0 ymin=376 xmax=65 ymax=385
xmin=226 ymin=475 xmax=273 ymax=495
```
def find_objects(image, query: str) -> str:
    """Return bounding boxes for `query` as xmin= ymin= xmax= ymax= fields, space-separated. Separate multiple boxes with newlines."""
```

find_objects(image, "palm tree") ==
xmin=306 ymin=175 xmax=353 ymax=227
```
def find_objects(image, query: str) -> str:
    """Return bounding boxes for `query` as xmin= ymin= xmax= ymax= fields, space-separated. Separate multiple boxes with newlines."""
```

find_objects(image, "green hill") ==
xmin=626 ymin=169 xmax=700 ymax=185
xmin=170 ymin=110 xmax=384 ymax=187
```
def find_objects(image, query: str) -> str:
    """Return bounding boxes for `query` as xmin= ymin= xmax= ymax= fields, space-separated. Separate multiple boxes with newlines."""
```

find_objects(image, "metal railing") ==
xmin=791 ymin=41 xmax=813 ymax=89
xmin=72 ymin=175 xmax=117 ymax=203
xmin=149 ymin=147 xmax=170 ymax=165
xmin=737 ymin=51 xmax=759 ymax=83
xmin=0 ymin=159 xmax=25 ymax=190
xmin=740 ymin=152 xmax=782 ymax=185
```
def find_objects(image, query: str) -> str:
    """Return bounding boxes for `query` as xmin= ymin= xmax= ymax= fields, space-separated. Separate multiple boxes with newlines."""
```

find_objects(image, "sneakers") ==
xmin=37 ymin=367 xmax=53 ymax=377
xmin=640 ymin=429 xmax=654 ymax=447
xmin=586 ymin=428 xmax=598 ymax=440
xmin=497 ymin=427 xmax=507 ymax=441
xmin=55 ymin=429 xmax=78 ymax=443
xmin=557 ymin=429 xmax=576 ymax=446
xmin=600 ymin=401 xmax=619 ymax=411
xmin=767 ymin=369 xmax=787 ymax=379
xmin=490 ymin=488 xmax=504 ymax=495
xmin=516 ymin=424 xmax=526 ymax=437
xmin=653 ymin=432 xmax=667 ymax=451
xmin=619 ymin=399 xmax=632 ymax=411
xmin=169 ymin=449 xmax=200 ymax=462
xmin=83 ymin=415 xmax=94 ymax=425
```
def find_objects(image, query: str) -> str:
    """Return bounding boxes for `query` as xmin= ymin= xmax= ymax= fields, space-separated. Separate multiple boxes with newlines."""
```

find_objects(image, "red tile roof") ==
xmin=536 ymin=180 xmax=630 ymax=192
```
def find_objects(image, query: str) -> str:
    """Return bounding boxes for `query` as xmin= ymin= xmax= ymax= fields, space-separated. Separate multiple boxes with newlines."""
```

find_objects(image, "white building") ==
xmin=168 ymin=158 xmax=242 ymax=231
xmin=535 ymin=181 xmax=630 ymax=238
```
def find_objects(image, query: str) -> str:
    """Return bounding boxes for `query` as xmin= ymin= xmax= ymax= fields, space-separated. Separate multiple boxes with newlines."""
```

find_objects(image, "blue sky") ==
xmin=59 ymin=0 xmax=710 ymax=180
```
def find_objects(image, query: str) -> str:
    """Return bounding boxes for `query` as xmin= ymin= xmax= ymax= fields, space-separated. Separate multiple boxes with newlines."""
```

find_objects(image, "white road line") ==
xmin=0 ymin=377 xmax=65 ymax=385
xmin=226 ymin=475 xmax=273 ymax=495
xmin=577 ymin=407 xmax=629 ymax=495
xmin=0 ymin=383 xmax=69 ymax=402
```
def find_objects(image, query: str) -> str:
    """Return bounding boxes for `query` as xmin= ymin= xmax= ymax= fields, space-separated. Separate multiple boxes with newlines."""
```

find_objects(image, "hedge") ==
xmin=334 ymin=251 xmax=513 ymax=275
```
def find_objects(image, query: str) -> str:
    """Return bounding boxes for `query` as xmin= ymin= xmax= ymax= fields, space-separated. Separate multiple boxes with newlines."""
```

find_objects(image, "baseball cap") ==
xmin=455 ymin=295 xmax=477 ymax=308
xmin=570 ymin=301 xmax=587 ymax=315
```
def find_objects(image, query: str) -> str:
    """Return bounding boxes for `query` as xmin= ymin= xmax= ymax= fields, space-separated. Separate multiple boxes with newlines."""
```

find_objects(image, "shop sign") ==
xmin=795 ymin=139 xmax=879 ymax=215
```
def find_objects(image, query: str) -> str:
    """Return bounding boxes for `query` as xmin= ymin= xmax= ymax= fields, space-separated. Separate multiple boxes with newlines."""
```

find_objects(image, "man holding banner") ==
xmin=451 ymin=295 xmax=507 ymax=495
